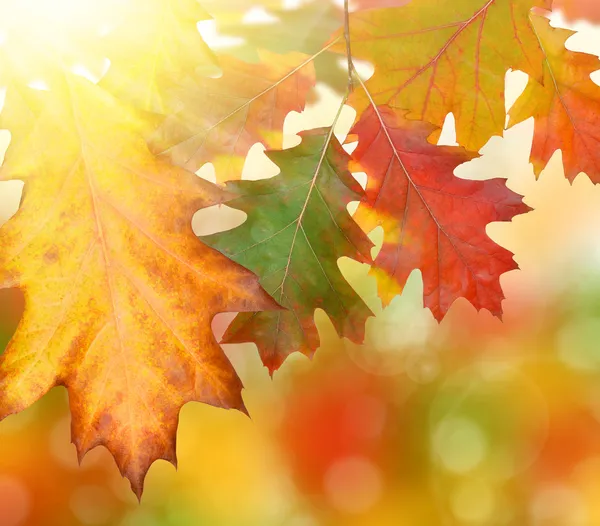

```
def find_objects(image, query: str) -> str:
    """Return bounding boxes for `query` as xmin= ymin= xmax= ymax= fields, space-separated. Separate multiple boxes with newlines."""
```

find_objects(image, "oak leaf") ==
xmin=351 ymin=105 xmax=529 ymax=320
xmin=509 ymin=14 xmax=600 ymax=182
xmin=203 ymin=0 xmax=348 ymax=92
xmin=342 ymin=0 xmax=551 ymax=151
xmin=152 ymin=51 xmax=316 ymax=182
xmin=204 ymin=129 xmax=373 ymax=373
xmin=204 ymin=0 xmax=341 ymax=56
xmin=0 ymin=77 xmax=276 ymax=497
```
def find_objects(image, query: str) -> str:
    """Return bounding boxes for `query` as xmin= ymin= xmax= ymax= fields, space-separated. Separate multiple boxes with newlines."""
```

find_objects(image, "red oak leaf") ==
xmin=351 ymin=105 xmax=530 ymax=320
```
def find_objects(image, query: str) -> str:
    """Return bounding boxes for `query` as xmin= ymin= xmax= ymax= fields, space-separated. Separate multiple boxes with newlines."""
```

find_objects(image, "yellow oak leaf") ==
xmin=341 ymin=0 xmax=551 ymax=151
xmin=0 ymin=76 xmax=276 ymax=497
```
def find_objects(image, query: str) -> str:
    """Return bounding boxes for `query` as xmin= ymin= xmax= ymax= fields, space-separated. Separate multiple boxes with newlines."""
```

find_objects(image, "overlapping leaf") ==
xmin=152 ymin=51 xmax=316 ymax=181
xmin=341 ymin=0 xmax=551 ymax=151
xmin=351 ymin=106 xmax=529 ymax=320
xmin=204 ymin=0 xmax=342 ymax=56
xmin=0 ymin=77 xmax=276 ymax=497
xmin=509 ymin=14 xmax=600 ymax=182
xmin=204 ymin=129 xmax=373 ymax=373
xmin=203 ymin=0 xmax=348 ymax=92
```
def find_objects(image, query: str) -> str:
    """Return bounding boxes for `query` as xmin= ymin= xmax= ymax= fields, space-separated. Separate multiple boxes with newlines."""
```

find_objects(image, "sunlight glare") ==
xmin=0 ymin=0 xmax=128 ymax=50
xmin=26 ymin=79 xmax=50 ymax=91
xmin=0 ymin=0 xmax=129 ymax=87
xmin=0 ymin=0 xmax=121 ymax=32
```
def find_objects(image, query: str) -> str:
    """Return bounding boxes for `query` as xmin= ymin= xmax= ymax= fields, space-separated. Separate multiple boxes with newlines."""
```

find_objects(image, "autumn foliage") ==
xmin=0 ymin=0 xmax=598 ymax=497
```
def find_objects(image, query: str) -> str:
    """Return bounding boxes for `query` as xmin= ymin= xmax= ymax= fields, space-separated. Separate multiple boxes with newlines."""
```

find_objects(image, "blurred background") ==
xmin=2 ymin=3 xmax=600 ymax=526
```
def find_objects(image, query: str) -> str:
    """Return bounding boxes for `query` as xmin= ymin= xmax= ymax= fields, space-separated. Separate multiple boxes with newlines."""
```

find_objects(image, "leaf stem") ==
xmin=343 ymin=0 xmax=354 ymax=92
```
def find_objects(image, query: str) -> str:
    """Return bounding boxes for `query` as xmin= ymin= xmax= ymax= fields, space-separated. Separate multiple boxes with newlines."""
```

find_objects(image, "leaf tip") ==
xmin=237 ymin=400 xmax=251 ymax=419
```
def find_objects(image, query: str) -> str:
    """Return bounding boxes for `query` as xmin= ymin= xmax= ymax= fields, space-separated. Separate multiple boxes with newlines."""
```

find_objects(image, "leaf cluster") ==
xmin=0 ymin=0 xmax=598 ymax=496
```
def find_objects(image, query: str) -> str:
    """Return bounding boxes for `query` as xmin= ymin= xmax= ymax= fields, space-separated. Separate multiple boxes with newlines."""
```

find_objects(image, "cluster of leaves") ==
xmin=0 ymin=0 xmax=599 ymax=497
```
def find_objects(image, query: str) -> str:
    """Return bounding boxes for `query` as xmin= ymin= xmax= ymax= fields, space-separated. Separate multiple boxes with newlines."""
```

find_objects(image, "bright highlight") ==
xmin=0 ymin=0 xmax=128 ymax=86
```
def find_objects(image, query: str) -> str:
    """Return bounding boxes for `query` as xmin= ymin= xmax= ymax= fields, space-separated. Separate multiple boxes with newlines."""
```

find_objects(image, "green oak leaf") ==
xmin=204 ymin=128 xmax=373 ymax=373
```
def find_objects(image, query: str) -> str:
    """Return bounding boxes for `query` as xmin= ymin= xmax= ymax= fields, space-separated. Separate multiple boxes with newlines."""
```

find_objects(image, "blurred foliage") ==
xmin=4 ymin=256 xmax=600 ymax=525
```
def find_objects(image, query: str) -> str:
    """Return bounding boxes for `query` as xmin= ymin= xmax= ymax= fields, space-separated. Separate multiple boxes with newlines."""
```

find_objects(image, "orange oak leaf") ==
xmin=552 ymin=0 xmax=600 ymax=22
xmin=509 ymin=14 xmax=600 ymax=182
xmin=0 ymin=77 xmax=277 ymax=498
xmin=341 ymin=0 xmax=551 ymax=152
xmin=151 ymin=50 xmax=316 ymax=182
xmin=351 ymin=105 xmax=530 ymax=320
